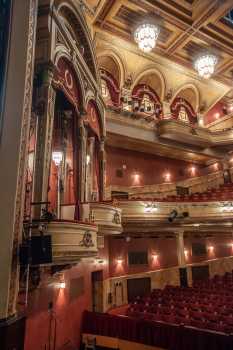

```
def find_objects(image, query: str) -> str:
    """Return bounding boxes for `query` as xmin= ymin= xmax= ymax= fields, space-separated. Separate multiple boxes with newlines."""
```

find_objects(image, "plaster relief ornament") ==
xmin=79 ymin=231 xmax=94 ymax=247
xmin=113 ymin=211 xmax=121 ymax=224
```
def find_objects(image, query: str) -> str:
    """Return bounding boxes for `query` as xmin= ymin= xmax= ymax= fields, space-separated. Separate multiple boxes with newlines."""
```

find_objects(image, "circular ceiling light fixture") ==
xmin=194 ymin=54 xmax=218 ymax=79
xmin=134 ymin=23 xmax=160 ymax=53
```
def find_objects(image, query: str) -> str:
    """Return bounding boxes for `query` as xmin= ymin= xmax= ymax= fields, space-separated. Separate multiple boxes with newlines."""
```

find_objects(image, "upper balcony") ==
xmin=61 ymin=202 xmax=122 ymax=235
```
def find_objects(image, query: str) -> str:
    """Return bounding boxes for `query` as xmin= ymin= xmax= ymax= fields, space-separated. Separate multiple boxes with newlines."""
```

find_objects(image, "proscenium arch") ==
xmin=97 ymin=49 xmax=126 ymax=88
xmin=55 ymin=0 xmax=98 ymax=82
xmin=171 ymin=84 xmax=200 ymax=113
xmin=53 ymin=48 xmax=86 ymax=111
xmin=132 ymin=68 xmax=166 ymax=102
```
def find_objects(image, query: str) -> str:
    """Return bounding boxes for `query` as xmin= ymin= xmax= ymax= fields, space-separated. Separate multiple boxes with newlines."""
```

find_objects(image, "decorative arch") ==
xmin=53 ymin=49 xmax=86 ymax=109
xmin=132 ymin=84 xmax=163 ymax=118
xmin=84 ymin=99 xmax=103 ymax=140
xmin=171 ymin=83 xmax=200 ymax=112
xmin=97 ymin=49 xmax=126 ymax=88
xmin=56 ymin=0 xmax=98 ymax=81
xmin=170 ymin=97 xmax=197 ymax=124
xmin=132 ymin=67 xmax=166 ymax=101
xmin=85 ymin=91 xmax=105 ymax=137
xmin=53 ymin=55 xmax=82 ymax=111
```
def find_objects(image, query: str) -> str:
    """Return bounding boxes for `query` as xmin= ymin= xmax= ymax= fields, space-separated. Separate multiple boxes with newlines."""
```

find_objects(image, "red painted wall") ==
xmin=24 ymin=238 xmax=109 ymax=350
xmin=108 ymin=236 xmax=178 ymax=277
xmin=204 ymin=101 xmax=226 ymax=126
xmin=106 ymin=146 xmax=206 ymax=187
xmin=184 ymin=235 xmax=233 ymax=264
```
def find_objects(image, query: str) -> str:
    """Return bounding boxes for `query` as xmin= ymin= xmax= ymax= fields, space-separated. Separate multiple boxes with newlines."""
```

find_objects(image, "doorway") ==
xmin=127 ymin=277 xmax=151 ymax=302
xmin=91 ymin=270 xmax=103 ymax=312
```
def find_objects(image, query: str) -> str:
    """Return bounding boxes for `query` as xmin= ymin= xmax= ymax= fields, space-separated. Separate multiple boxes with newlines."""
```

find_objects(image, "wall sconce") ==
xmin=164 ymin=172 xmax=171 ymax=182
xmin=184 ymin=249 xmax=188 ymax=259
xmin=198 ymin=118 xmax=204 ymax=127
xmin=152 ymin=253 xmax=159 ymax=261
xmin=208 ymin=245 xmax=214 ymax=253
xmin=59 ymin=281 xmax=66 ymax=289
xmin=86 ymin=154 xmax=90 ymax=165
xmin=117 ymin=258 xmax=123 ymax=265
xmin=144 ymin=202 xmax=158 ymax=213
xmin=190 ymin=166 xmax=196 ymax=175
xmin=52 ymin=151 xmax=63 ymax=166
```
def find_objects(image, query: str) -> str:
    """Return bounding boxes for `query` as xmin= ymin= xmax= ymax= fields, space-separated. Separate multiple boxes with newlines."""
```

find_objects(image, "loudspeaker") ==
xmin=19 ymin=243 xmax=30 ymax=265
xmin=31 ymin=235 xmax=52 ymax=265
xmin=179 ymin=267 xmax=188 ymax=287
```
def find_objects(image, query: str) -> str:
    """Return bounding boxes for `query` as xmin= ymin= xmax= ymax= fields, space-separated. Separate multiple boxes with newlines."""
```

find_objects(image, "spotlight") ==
xmin=168 ymin=209 xmax=178 ymax=222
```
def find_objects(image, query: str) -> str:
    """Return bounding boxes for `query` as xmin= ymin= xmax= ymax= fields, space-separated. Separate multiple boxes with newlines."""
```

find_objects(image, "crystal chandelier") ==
xmin=134 ymin=23 xmax=160 ymax=53
xmin=194 ymin=54 xmax=217 ymax=79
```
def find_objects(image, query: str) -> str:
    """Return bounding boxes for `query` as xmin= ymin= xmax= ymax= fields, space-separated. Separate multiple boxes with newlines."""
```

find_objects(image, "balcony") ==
xmin=119 ymin=199 xmax=233 ymax=228
xmin=44 ymin=220 xmax=98 ymax=263
xmin=157 ymin=119 xmax=211 ymax=148
xmin=60 ymin=202 xmax=122 ymax=235
xmin=90 ymin=202 xmax=122 ymax=235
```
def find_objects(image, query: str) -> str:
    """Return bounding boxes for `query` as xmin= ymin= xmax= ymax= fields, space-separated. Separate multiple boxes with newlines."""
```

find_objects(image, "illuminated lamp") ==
xmin=194 ymin=54 xmax=218 ymax=79
xmin=134 ymin=23 xmax=160 ymax=53
xmin=52 ymin=151 xmax=63 ymax=166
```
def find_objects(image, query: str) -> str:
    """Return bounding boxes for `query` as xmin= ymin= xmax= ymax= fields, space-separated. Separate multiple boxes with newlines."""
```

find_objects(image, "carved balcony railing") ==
xmin=60 ymin=202 xmax=122 ymax=235
xmin=90 ymin=202 xmax=122 ymax=235
xmin=38 ymin=220 xmax=98 ymax=263
xmin=119 ymin=200 xmax=233 ymax=224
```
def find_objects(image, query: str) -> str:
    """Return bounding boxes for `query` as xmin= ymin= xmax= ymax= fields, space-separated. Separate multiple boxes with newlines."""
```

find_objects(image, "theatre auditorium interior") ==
xmin=5 ymin=1 xmax=233 ymax=350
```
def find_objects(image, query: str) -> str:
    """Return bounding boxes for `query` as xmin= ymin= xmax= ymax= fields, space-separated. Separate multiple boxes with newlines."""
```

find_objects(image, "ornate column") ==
xmin=32 ymin=63 xmax=56 ymax=218
xmin=222 ymin=158 xmax=232 ymax=183
xmin=163 ymin=101 xmax=171 ymax=119
xmin=86 ymin=136 xmax=95 ymax=201
xmin=0 ymin=0 xmax=38 ymax=347
xmin=77 ymin=116 xmax=87 ymax=203
xmin=175 ymin=230 xmax=186 ymax=266
xmin=99 ymin=137 xmax=106 ymax=201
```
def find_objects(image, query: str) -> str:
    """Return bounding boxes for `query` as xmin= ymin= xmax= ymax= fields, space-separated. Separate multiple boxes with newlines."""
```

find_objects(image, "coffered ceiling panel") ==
xmin=88 ymin=0 xmax=233 ymax=87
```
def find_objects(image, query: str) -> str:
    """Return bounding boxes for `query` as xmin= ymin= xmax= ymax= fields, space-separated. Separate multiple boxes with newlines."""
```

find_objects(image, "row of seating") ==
xmin=126 ymin=271 xmax=233 ymax=334
xmin=129 ymin=182 xmax=233 ymax=202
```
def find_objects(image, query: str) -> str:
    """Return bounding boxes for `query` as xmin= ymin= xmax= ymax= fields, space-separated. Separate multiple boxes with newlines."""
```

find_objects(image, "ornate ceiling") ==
xmin=87 ymin=0 xmax=233 ymax=89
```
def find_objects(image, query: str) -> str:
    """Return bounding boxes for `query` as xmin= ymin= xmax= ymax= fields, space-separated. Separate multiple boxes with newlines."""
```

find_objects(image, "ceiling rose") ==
xmin=194 ymin=54 xmax=218 ymax=79
xmin=134 ymin=23 xmax=160 ymax=53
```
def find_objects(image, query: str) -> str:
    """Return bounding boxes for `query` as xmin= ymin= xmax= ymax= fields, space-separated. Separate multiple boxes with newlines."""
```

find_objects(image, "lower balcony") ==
xmin=33 ymin=220 xmax=98 ymax=264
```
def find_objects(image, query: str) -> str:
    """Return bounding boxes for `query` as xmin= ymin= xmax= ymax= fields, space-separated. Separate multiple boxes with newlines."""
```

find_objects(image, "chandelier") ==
xmin=134 ymin=23 xmax=160 ymax=53
xmin=194 ymin=54 xmax=218 ymax=79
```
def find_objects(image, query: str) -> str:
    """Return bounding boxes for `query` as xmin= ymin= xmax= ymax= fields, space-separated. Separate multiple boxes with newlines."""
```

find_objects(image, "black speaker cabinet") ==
xmin=179 ymin=267 xmax=188 ymax=287
xmin=31 ymin=235 xmax=52 ymax=265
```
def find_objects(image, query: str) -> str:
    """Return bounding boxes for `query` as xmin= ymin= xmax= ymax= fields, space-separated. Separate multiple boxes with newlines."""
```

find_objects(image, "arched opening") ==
xmin=48 ymin=90 xmax=78 ymax=216
xmin=48 ymin=57 xmax=81 ymax=217
xmin=131 ymin=83 xmax=162 ymax=118
xmin=84 ymin=101 xmax=102 ymax=202
xmin=98 ymin=56 xmax=120 ymax=107
xmin=170 ymin=96 xmax=197 ymax=124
